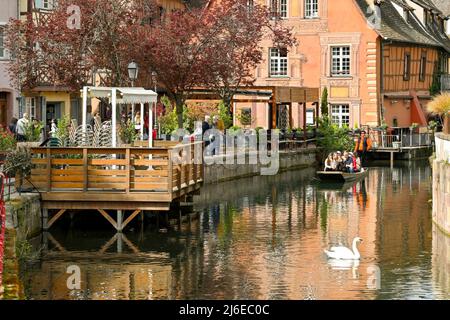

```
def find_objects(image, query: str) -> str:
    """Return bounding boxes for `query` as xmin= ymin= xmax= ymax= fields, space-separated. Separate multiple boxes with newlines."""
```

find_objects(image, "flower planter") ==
xmin=17 ymin=141 xmax=41 ymax=149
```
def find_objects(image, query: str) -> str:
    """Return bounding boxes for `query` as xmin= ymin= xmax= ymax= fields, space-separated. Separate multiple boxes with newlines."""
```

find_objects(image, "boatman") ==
xmin=354 ymin=130 xmax=372 ymax=167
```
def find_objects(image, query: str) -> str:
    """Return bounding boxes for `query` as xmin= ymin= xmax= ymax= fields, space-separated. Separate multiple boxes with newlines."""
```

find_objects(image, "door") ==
xmin=0 ymin=99 xmax=7 ymax=128
xmin=46 ymin=102 xmax=62 ymax=130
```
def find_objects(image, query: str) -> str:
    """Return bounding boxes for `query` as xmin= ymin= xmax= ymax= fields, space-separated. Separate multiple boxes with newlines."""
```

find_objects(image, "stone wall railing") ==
xmin=435 ymin=133 xmax=450 ymax=163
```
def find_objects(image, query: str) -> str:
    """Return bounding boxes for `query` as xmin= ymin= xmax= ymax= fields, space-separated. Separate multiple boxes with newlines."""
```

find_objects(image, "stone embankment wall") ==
xmin=432 ymin=133 xmax=450 ymax=234
xmin=203 ymin=148 xmax=317 ymax=184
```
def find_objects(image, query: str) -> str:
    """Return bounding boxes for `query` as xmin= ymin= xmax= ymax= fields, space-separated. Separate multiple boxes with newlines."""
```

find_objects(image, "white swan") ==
xmin=327 ymin=259 xmax=360 ymax=279
xmin=324 ymin=237 xmax=363 ymax=260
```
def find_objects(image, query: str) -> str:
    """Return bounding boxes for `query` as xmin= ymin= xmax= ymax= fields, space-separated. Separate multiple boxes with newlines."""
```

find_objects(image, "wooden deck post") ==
xmin=125 ymin=148 xmax=130 ymax=193
xmin=117 ymin=232 xmax=123 ymax=253
xmin=42 ymin=208 xmax=49 ymax=230
xmin=46 ymin=149 xmax=51 ymax=191
xmin=83 ymin=148 xmax=88 ymax=191
xmin=117 ymin=210 xmax=123 ymax=232
xmin=271 ymin=87 xmax=277 ymax=129
xmin=390 ymin=151 xmax=394 ymax=169
xmin=303 ymin=102 xmax=307 ymax=145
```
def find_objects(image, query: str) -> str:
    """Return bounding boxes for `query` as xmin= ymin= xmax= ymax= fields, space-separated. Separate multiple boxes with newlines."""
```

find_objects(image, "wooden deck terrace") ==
xmin=25 ymin=141 xmax=204 ymax=231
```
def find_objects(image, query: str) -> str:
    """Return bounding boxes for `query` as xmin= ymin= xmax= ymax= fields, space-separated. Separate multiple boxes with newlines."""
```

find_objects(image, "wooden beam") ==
xmin=121 ymin=233 xmax=140 ymax=254
xmin=271 ymin=88 xmax=277 ymax=129
xmin=46 ymin=232 xmax=67 ymax=253
xmin=303 ymin=102 xmax=307 ymax=142
xmin=83 ymin=148 xmax=88 ymax=191
xmin=99 ymin=233 xmax=119 ymax=254
xmin=288 ymin=103 xmax=293 ymax=129
xmin=125 ymin=148 xmax=130 ymax=194
xmin=44 ymin=201 xmax=171 ymax=211
xmin=98 ymin=209 xmax=118 ymax=230
xmin=40 ymin=192 xmax=172 ymax=202
xmin=47 ymin=209 xmax=66 ymax=229
xmin=121 ymin=209 xmax=141 ymax=230
xmin=46 ymin=148 xmax=51 ymax=191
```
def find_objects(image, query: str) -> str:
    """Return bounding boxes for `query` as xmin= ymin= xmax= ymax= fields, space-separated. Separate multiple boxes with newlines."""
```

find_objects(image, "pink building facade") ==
xmin=234 ymin=0 xmax=450 ymax=130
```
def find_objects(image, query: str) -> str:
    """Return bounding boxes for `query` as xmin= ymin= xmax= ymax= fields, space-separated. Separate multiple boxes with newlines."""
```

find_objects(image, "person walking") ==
xmin=16 ymin=113 xmax=29 ymax=142
xmin=354 ymin=130 xmax=372 ymax=167
xmin=8 ymin=117 xmax=18 ymax=137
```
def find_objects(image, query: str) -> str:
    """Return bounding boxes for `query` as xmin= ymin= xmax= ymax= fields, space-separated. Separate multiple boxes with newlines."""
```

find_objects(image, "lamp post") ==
xmin=151 ymin=71 xmax=158 ymax=138
xmin=128 ymin=61 xmax=139 ymax=127
xmin=128 ymin=61 xmax=139 ymax=87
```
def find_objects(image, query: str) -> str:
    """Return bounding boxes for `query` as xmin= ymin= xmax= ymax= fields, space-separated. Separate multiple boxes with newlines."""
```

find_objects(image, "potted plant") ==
xmin=285 ymin=128 xmax=294 ymax=140
xmin=3 ymin=146 xmax=32 ymax=193
xmin=428 ymin=93 xmax=450 ymax=135
xmin=0 ymin=127 xmax=17 ymax=161
xmin=409 ymin=122 xmax=419 ymax=133
xmin=118 ymin=119 xmax=137 ymax=146
xmin=379 ymin=122 xmax=388 ymax=132
xmin=159 ymin=107 xmax=178 ymax=141
xmin=20 ymin=120 xmax=44 ymax=148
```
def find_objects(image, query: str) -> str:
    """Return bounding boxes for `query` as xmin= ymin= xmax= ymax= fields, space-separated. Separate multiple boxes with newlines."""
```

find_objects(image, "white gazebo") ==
xmin=81 ymin=86 xmax=158 ymax=147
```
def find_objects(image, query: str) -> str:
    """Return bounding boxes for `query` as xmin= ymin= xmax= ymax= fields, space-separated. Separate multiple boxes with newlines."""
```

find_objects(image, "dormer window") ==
xmin=403 ymin=9 xmax=411 ymax=23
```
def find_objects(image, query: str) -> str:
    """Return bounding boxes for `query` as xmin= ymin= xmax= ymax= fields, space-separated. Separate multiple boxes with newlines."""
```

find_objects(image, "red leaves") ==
xmin=5 ymin=0 xmax=295 ymax=103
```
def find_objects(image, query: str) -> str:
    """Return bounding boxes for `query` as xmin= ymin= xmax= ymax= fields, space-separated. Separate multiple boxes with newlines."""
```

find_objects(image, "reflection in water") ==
xmin=432 ymin=225 xmax=450 ymax=299
xmin=18 ymin=162 xmax=449 ymax=300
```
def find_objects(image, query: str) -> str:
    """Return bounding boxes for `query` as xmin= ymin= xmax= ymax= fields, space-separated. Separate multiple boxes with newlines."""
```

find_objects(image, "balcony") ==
xmin=441 ymin=74 xmax=450 ymax=92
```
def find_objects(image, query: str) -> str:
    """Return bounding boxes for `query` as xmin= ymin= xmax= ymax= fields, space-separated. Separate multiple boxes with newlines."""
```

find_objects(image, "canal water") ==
xmin=12 ymin=162 xmax=450 ymax=299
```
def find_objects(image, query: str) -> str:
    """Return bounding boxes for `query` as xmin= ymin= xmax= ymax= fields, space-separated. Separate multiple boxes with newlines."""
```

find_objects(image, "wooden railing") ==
xmin=27 ymin=142 xmax=203 ymax=202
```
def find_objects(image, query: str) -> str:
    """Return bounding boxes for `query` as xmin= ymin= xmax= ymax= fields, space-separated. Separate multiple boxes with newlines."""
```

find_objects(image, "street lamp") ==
xmin=151 ymin=71 xmax=158 ymax=137
xmin=128 ymin=61 xmax=139 ymax=87
xmin=128 ymin=61 xmax=139 ymax=127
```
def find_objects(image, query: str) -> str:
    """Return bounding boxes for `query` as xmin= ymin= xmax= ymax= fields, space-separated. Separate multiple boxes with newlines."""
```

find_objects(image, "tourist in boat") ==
xmin=345 ymin=152 xmax=354 ymax=173
xmin=331 ymin=152 xmax=339 ymax=171
xmin=355 ymin=156 xmax=362 ymax=172
xmin=324 ymin=154 xmax=334 ymax=171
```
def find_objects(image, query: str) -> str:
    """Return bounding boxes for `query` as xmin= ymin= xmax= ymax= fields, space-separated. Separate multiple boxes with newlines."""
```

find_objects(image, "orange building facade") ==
xmin=233 ymin=0 xmax=450 ymax=129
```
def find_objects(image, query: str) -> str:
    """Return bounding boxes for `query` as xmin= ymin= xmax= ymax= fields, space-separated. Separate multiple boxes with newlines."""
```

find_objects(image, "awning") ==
xmin=85 ymin=87 xmax=157 ymax=104
xmin=116 ymin=88 xmax=157 ymax=105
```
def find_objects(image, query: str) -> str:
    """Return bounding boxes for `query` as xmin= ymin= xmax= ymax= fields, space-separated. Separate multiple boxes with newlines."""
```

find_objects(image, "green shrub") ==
xmin=0 ymin=127 xmax=16 ymax=151
xmin=218 ymin=101 xmax=233 ymax=129
xmin=24 ymin=121 xmax=43 ymax=142
xmin=3 ymin=146 xmax=32 ymax=178
xmin=317 ymin=116 xmax=353 ymax=160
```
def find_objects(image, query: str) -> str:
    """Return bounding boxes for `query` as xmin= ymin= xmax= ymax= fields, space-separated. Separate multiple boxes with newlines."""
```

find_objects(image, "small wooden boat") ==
xmin=316 ymin=168 xmax=369 ymax=183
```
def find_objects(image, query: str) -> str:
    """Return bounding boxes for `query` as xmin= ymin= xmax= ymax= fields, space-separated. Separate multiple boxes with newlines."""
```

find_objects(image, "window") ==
xmin=280 ymin=0 xmax=287 ymax=18
xmin=269 ymin=0 xmax=287 ymax=19
xmin=240 ymin=108 xmax=252 ymax=126
xmin=246 ymin=0 xmax=254 ymax=14
xmin=0 ymin=27 xmax=5 ymax=59
xmin=26 ymin=98 xmax=36 ymax=119
xmin=419 ymin=52 xmax=427 ymax=82
xmin=331 ymin=104 xmax=350 ymax=127
xmin=403 ymin=53 xmax=411 ymax=81
xmin=269 ymin=48 xmax=288 ymax=77
xmin=43 ymin=0 xmax=51 ymax=9
xmin=331 ymin=46 xmax=351 ymax=76
xmin=305 ymin=0 xmax=319 ymax=18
